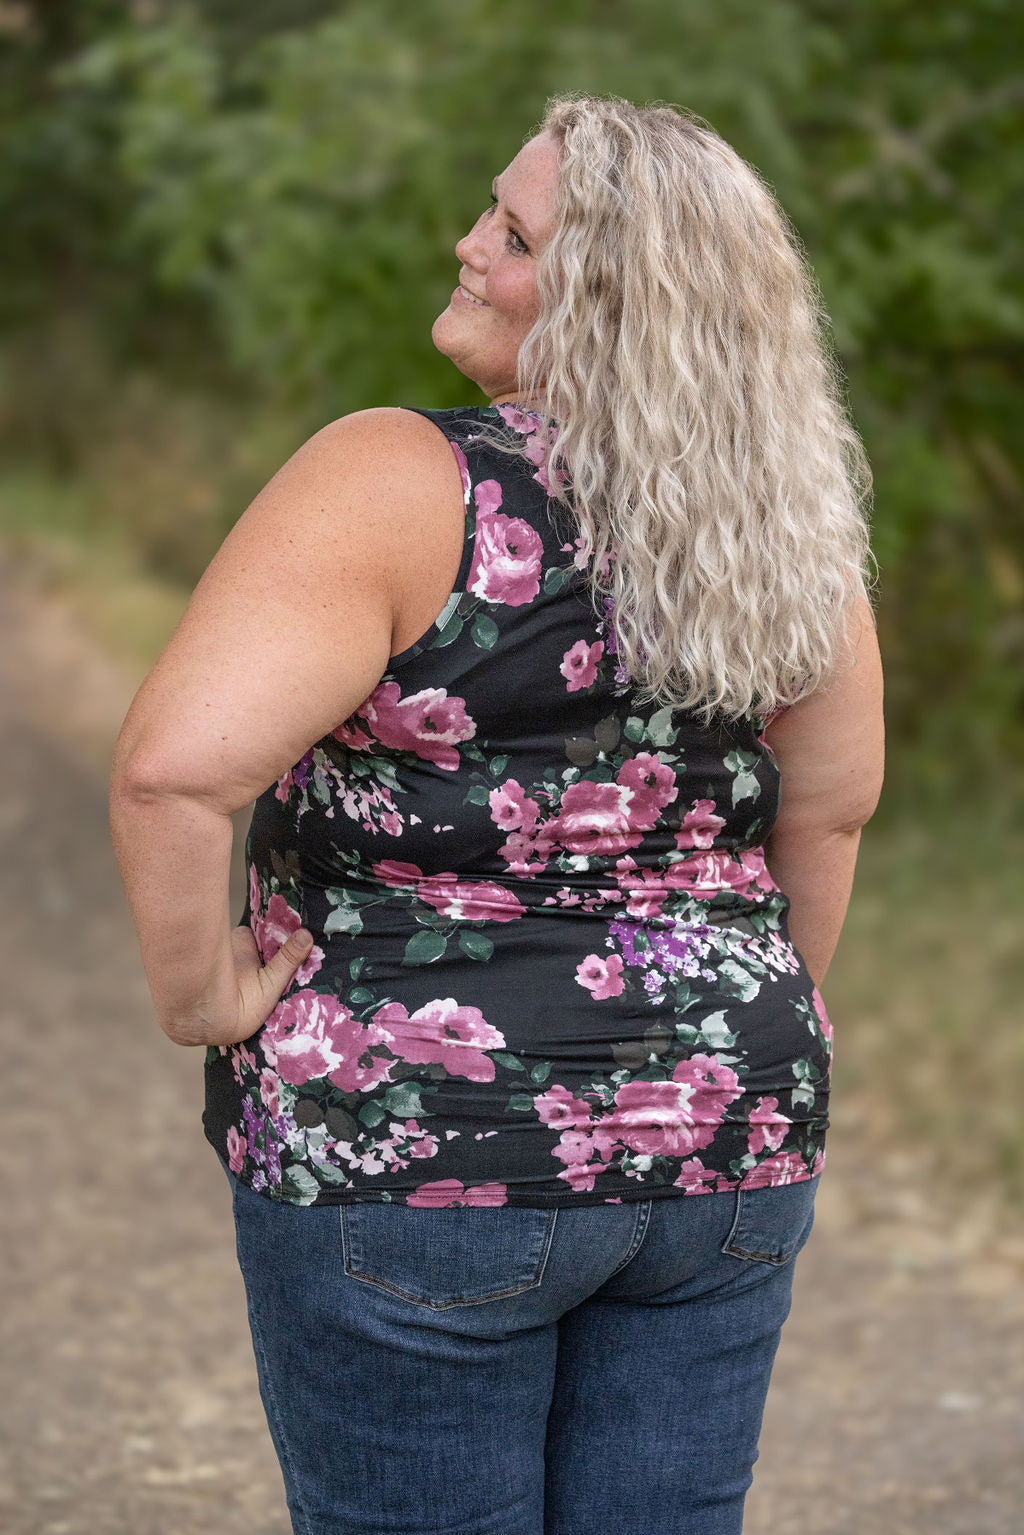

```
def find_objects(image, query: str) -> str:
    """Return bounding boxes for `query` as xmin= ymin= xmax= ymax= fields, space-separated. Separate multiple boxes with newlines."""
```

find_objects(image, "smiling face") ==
xmin=431 ymin=131 xmax=561 ymax=407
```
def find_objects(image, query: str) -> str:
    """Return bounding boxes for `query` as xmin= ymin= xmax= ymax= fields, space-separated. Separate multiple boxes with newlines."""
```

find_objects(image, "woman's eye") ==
xmin=486 ymin=194 xmax=529 ymax=255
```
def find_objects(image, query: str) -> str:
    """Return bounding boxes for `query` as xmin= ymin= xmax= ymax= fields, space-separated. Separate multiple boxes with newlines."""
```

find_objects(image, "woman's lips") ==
xmin=452 ymin=284 xmax=488 ymax=307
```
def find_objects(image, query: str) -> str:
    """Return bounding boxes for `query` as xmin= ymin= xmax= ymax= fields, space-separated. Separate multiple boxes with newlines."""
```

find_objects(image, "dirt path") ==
xmin=1 ymin=556 xmax=1021 ymax=1535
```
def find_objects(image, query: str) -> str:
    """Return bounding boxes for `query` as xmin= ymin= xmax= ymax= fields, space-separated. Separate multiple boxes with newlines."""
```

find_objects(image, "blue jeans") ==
xmin=226 ymin=1169 xmax=818 ymax=1535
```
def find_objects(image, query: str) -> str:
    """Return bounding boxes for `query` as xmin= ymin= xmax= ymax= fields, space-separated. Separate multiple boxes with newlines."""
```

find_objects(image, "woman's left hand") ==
xmin=166 ymin=924 xmax=315 ymax=1049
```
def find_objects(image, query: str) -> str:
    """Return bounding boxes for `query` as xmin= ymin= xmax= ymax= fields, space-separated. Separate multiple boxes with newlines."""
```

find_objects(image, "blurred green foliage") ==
xmin=2 ymin=0 xmax=1022 ymax=807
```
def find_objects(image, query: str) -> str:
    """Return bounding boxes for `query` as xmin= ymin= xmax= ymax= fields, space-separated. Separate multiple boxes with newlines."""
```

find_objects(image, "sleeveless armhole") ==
xmin=384 ymin=407 xmax=478 ymax=673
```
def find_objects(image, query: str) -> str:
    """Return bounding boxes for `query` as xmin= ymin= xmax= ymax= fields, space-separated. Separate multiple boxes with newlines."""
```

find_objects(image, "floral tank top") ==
xmin=204 ymin=404 xmax=833 ymax=1208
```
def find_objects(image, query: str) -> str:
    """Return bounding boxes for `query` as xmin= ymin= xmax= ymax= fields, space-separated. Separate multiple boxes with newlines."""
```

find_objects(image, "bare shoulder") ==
xmin=302 ymin=406 xmax=463 ymax=501
xmin=207 ymin=405 xmax=465 ymax=586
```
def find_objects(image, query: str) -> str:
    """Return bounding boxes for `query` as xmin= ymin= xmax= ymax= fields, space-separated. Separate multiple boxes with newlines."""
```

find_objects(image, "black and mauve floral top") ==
xmin=204 ymin=404 xmax=833 ymax=1208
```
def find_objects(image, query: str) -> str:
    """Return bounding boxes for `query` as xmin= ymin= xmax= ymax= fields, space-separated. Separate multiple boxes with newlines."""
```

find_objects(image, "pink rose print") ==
xmin=252 ymin=892 xmax=324 ymax=986
xmin=496 ymin=404 xmax=565 ymax=494
xmin=489 ymin=779 xmax=542 ymax=832
xmin=593 ymin=1053 xmax=742 ymax=1160
xmin=747 ymin=1095 xmax=791 ymax=1157
xmin=673 ymin=1157 xmax=725 ymax=1194
xmin=746 ymin=1149 xmax=808 ymax=1187
xmin=370 ymin=860 xmax=525 ymax=921
xmin=258 ymin=1068 xmax=280 ymax=1119
xmin=334 ymin=682 xmax=476 ymax=771
xmin=372 ymin=998 xmax=506 ymax=1082
xmin=551 ymin=1127 xmax=612 ymax=1194
xmin=263 ymin=990 xmax=391 ymax=1093
xmin=612 ymin=860 xmax=672 ymax=919
xmin=468 ymin=503 xmax=544 ymax=606
xmin=407 ymin=1179 xmax=509 ymax=1207
xmin=418 ymin=874 xmax=525 ymax=923
xmin=811 ymin=985 xmax=834 ymax=1046
xmin=560 ymin=639 xmax=604 ymax=693
xmin=534 ymin=1083 xmax=595 ymax=1131
xmin=606 ymin=1079 xmax=707 ymax=1159
xmin=617 ymin=752 xmax=678 ymax=829
xmin=226 ymin=1125 xmax=247 ymax=1174
xmin=575 ymin=952 xmax=626 ymax=1000
xmin=553 ymin=780 xmax=643 ymax=858
xmin=675 ymin=798 xmax=727 ymax=851
xmin=369 ymin=860 xmax=525 ymax=922
xmin=498 ymin=824 xmax=558 ymax=877
xmin=663 ymin=847 xmax=779 ymax=898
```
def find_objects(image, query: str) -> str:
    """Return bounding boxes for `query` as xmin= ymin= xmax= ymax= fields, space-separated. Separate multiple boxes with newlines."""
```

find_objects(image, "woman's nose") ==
xmin=455 ymin=213 xmax=489 ymax=268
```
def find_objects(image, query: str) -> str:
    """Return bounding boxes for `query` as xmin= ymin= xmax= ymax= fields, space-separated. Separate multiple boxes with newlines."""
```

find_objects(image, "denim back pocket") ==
xmin=721 ymin=1176 xmax=818 ymax=1266
xmin=340 ymin=1202 xmax=559 ymax=1310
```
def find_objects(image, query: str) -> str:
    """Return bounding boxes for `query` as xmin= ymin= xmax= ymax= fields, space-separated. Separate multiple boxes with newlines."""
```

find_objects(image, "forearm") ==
xmin=109 ymin=781 xmax=238 ymax=1045
xmin=763 ymin=820 xmax=863 ymax=988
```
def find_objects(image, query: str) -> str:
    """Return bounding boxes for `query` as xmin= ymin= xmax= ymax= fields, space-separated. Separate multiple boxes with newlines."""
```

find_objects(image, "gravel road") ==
xmin=1 ymin=560 xmax=1021 ymax=1535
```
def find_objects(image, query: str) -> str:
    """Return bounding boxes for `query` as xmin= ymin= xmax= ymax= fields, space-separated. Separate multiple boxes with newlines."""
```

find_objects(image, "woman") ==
xmin=111 ymin=95 xmax=884 ymax=1535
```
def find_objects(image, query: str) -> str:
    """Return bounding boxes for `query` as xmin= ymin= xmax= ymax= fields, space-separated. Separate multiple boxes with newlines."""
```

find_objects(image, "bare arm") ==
xmin=109 ymin=407 xmax=465 ymax=1047
xmin=762 ymin=588 xmax=885 ymax=988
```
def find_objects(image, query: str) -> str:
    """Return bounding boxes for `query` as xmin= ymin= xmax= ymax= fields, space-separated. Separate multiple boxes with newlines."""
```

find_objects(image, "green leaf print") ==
xmin=348 ymin=986 xmax=375 ymax=1006
xmin=358 ymin=1099 xmax=387 ymax=1128
xmin=491 ymin=1052 xmax=525 ymax=1071
xmin=280 ymin=1165 xmax=321 ymax=1204
xmin=724 ymin=748 xmax=760 ymax=806
xmin=717 ymin=959 xmax=762 ymax=1002
xmin=624 ymin=716 xmax=645 ymax=743
xmin=530 ymin=1061 xmax=553 ymax=1084
xmin=382 ymin=1081 xmax=426 ymax=1117
xmin=434 ymin=612 xmax=465 ymax=647
xmin=402 ymin=929 xmax=448 ymax=965
xmin=645 ymin=707 xmax=679 ymax=748
xmin=471 ymin=613 xmax=499 ymax=649
xmin=506 ymin=1093 xmax=537 ymax=1112
xmin=349 ymin=957 xmax=365 ymax=981
xmin=543 ymin=565 xmax=570 ymax=594
xmin=700 ymin=1011 xmax=739 ymax=1049
xmin=315 ymin=1162 xmax=352 ymax=1188
xmin=458 ymin=929 xmax=494 ymax=961
xmin=489 ymin=754 xmax=508 ymax=776
xmin=324 ymin=904 xmax=363 ymax=936
xmin=465 ymin=783 xmax=491 ymax=806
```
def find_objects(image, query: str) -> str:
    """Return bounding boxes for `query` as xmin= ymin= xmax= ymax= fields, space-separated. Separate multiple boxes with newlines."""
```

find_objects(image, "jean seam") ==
xmin=604 ymin=1199 xmax=652 ymax=1280
xmin=234 ymin=1188 xmax=315 ymax=1535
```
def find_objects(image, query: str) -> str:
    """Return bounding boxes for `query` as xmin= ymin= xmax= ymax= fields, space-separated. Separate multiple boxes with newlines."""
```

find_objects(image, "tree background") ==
xmin=2 ymin=0 xmax=1022 ymax=1195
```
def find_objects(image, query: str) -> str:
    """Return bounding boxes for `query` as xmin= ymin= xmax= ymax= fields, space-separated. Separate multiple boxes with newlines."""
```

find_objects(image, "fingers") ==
xmin=258 ymin=927 xmax=315 ymax=1003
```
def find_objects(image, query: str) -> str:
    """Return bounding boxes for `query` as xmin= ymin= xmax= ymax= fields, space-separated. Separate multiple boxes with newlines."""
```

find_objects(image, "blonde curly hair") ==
xmin=475 ymin=92 xmax=875 ymax=724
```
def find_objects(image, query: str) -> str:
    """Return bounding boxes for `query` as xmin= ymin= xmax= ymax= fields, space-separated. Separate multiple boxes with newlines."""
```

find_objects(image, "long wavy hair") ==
xmin=474 ymin=93 xmax=875 ymax=725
